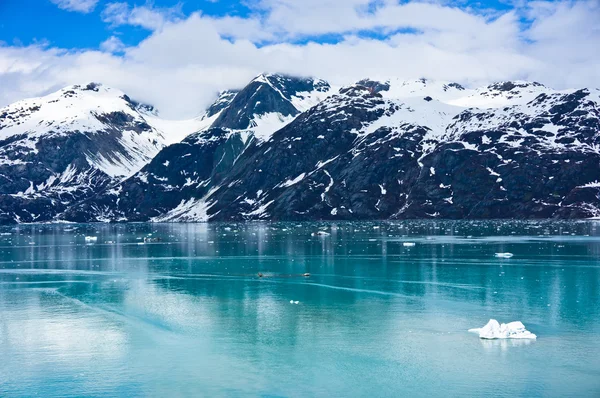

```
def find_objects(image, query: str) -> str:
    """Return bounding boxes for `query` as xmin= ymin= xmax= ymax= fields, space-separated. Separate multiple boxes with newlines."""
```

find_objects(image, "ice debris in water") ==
xmin=312 ymin=231 xmax=330 ymax=236
xmin=495 ymin=252 xmax=514 ymax=258
xmin=84 ymin=236 xmax=98 ymax=242
xmin=403 ymin=242 xmax=416 ymax=247
xmin=469 ymin=319 xmax=536 ymax=340
xmin=290 ymin=300 xmax=300 ymax=305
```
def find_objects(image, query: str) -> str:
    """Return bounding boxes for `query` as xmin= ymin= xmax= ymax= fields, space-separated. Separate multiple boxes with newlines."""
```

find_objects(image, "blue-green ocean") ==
xmin=0 ymin=221 xmax=599 ymax=397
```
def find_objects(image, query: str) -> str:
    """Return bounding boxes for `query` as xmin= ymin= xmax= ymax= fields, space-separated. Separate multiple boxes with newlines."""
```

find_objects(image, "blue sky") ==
xmin=0 ymin=0 xmax=597 ymax=118
xmin=2 ymin=0 xmax=524 ymax=50
xmin=0 ymin=1 xmax=247 ymax=48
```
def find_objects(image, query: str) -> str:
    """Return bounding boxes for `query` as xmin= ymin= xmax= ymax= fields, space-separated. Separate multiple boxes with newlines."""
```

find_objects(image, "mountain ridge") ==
xmin=1 ymin=74 xmax=599 ymax=224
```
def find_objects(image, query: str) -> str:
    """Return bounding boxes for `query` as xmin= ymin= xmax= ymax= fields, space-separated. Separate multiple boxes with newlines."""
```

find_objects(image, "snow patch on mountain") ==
xmin=449 ymin=81 xmax=556 ymax=108
xmin=143 ymin=113 xmax=218 ymax=145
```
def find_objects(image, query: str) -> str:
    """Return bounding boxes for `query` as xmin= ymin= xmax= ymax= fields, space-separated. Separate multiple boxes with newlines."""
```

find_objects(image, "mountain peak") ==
xmin=57 ymin=82 xmax=119 ymax=96
xmin=486 ymin=80 xmax=546 ymax=92
xmin=209 ymin=73 xmax=332 ymax=135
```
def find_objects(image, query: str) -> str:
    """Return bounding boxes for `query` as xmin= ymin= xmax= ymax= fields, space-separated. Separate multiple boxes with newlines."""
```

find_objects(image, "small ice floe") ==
xmin=403 ymin=242 xmax=416 ymax=247
xmin=495 ymin=252 xmax=514 ymax=258
xmin=469 ymin=319 xmax=537 ymax=340
xmin=290 ymin=300 xmax=300 ymax=305
xmin=312 ymin=231 xmax=330 ymax=237
xmin=84 ymin=236 xmax=98 ymax=243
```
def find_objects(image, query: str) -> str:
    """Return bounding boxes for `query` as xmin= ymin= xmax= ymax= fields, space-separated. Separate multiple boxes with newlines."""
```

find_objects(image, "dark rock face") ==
xmin=205 ymin=90 xmax=238 ymax=118
xmin=356 ymin=79 xmax=391 ymax=94
xmin=212 ymin=74 xmax=330 ymax=130
xmin=200 ymin=85 xmax=600 ymax=221
xmin=445 ymin=83 xmax=465 ymax=91
xmin=0 ymin=129 xmax=125 ymax=223
xmin=203 ymin=87 xmax=409 ymax=220
xmin=63 ymin=128 xmax=247 ymax=222
xmin=401 ymin=88 xmax=600 ymax=219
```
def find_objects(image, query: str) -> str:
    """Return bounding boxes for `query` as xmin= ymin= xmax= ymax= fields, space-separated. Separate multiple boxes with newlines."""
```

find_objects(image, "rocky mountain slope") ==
xmin=0 ymin=82 xmax=207 ymax=223
xmin=1 ymin=75 xmax=599 ymax=224
xmin=201 ymin=80 xmax=600 ymax=221
xmin=61 ymin=74 xmax=332 ymax=222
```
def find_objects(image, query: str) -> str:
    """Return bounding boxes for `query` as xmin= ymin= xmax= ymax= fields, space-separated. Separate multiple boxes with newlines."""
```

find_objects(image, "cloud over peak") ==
xmin=3 ymin=0 xmax=600 ymax=119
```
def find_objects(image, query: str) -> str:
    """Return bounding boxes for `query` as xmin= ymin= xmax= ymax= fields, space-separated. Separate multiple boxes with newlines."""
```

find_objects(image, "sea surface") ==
xmin=0 ymin=221 xmax=599 ymax=397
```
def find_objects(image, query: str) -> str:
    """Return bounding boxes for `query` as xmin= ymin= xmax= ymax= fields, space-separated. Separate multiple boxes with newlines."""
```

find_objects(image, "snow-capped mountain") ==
xmin=144 ymin=77 xmax=600 ymax=222
xmin=0 ymin=82 xmax=204 ymax=223
xmin=61 ymin=74 xmax=333 ymax=222
xmin=1 ymin=74 xmax=599 ymax=224
xmin=209 ymin=73 xmax=332 ymax=141
xmin=0 ymin=83 xmax=168 ymax=177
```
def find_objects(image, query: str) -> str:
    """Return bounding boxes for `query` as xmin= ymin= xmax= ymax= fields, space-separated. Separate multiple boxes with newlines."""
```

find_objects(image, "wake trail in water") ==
xmin=317 ymin=275 xmax=485 ymax=290
xmin=258 ymin=279 xmax=419 ymax=300
xmin=51 ymin=289 xmax=180 ymax=336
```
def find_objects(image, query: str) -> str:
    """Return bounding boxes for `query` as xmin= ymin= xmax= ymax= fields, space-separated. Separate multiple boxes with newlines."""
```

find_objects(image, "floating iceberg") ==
xmin=403 ymin=242 xmax=416 ymax=247
xmin=469 ymin=319 xmax=537 ymax=340
xmin=495 ymin=252 xmax=514 ymax=258
xmin=84 ymin=236 xmax=98 ymax=243
xmin=289 ymin=300 xmax=299 ymax=305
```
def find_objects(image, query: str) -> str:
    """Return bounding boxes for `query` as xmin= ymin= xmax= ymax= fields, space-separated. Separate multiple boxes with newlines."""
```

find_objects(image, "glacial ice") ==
xmin=84 ymin=236 xmax=98 ymax=242
xmin=469 ymin=319 xmax=537 ymax=340
xmin=495 ymin=252 xmax=514 ymax=258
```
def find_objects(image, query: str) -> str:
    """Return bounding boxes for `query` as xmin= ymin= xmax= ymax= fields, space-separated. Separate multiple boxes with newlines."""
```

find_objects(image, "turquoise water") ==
xmin=0 ymin=221 xmax=599 ymax=397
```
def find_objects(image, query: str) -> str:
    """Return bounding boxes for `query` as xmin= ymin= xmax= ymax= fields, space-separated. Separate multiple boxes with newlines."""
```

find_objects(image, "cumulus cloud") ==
xmin=49 ymin=0 xmax=99 ymax=13
xmin=101 ymin=2 xmax=183 ymax=31
xmin=100 ymin=36 xmax=126 ymax=53
xmin=2 ymin=0 xmax=600 ymax=119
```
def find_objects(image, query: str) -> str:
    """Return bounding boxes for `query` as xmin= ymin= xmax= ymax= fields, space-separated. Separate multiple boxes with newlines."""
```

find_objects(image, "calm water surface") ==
xmin=0 ymin=221 xmax=599 ymax=397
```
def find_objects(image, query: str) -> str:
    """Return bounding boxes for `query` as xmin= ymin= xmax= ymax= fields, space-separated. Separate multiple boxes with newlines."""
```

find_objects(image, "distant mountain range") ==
xmin=1 ymin=74 xmax=599 ymax=224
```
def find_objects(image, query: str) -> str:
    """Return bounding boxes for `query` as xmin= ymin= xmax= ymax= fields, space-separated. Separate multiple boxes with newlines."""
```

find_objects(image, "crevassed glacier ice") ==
xmin=469 ymin=319 xmax=537 ymax=340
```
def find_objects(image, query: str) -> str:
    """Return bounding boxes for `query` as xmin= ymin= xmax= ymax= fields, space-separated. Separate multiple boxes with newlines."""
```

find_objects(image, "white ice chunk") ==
xmin=403 ymin=242 xmax=416 ymax=247
xmin=84 ymin=236 xmax=98 ymax=242
xmin=469 ymin=319 xmax=537 ymax=340
xmin=495 ymin=252 xmax=514 ymax=258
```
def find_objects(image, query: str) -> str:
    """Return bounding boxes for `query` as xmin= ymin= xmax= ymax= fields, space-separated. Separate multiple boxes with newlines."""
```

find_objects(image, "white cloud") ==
xmin=49 ymin=0 xmax=99 ymax=13
xmin=2 ymin=0 xmax=599 ymax=119
xmin=100 ymin=36 xmax=126 ymax=53
xmin=101 ymin=2 xmax=183 ymax=31
xmin=245 ymin=0 xmax=506 ymax=39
